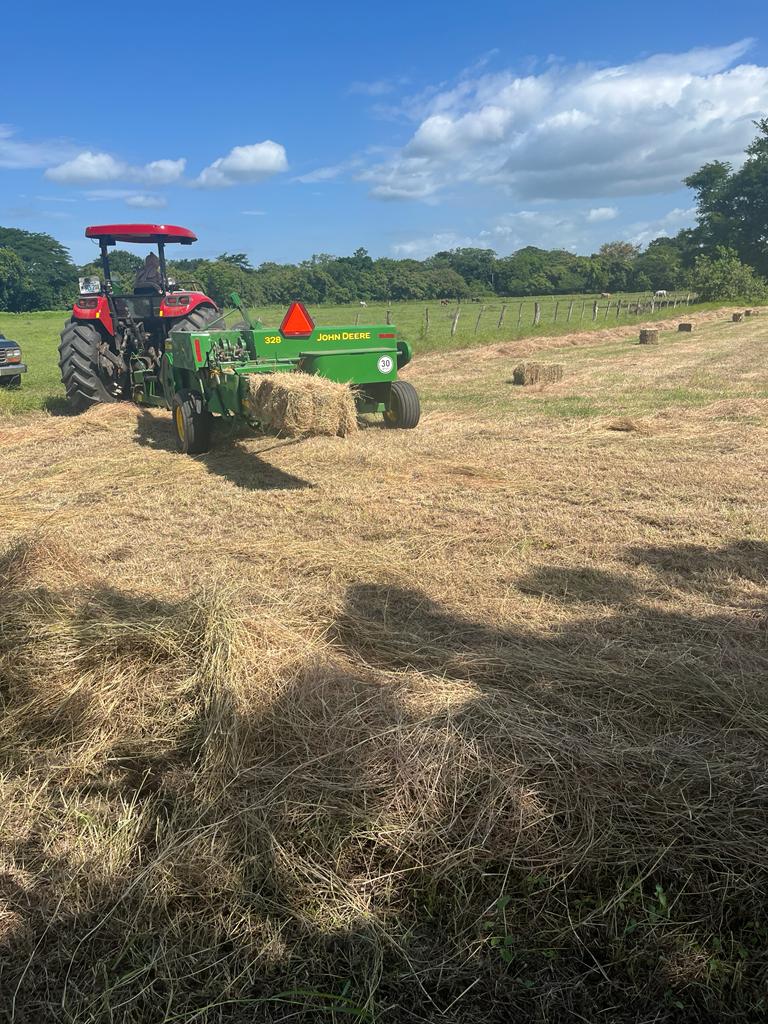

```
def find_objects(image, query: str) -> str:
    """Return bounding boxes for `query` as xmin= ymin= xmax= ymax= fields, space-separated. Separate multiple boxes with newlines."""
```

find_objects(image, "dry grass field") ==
xmin=1 ymin=308 xmax=767 ymax=1022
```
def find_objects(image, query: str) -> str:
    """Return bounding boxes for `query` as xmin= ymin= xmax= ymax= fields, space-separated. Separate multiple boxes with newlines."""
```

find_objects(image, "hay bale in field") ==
xmin=678 ymin=322 xmax=694 ymax=332
xmin=241 ymin=372 xmax=358 ymax=437
xmin=512 ymin=362 xmax=564 ymax=386
xmin=744 ymin=309 xmax=759 ymax=317
xmin=607 ymin=417 xmax=638 ymax=432
xmin=639 ymin=329 xmax=659 ymax=345
xmin=732 ymin=312 xmax=744 ymax=322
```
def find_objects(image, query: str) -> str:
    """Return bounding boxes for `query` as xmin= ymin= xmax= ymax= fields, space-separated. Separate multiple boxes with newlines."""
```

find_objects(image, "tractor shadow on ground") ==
xmin=41 ymin=395 xmax=79 ymax=416
xmin=133 ymin=409 xmax=313 ymax=492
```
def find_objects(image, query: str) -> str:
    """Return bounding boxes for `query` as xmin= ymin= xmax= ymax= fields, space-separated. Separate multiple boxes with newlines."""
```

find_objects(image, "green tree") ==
xmin=0 ymin=226 xmax=77 ymax=309
xmin=689 ymin=246 xmax=768 ymax=302
xmin=216 ymin=252 xmax=253 ymax=270
xmin=632 ymin=238 xmax=684 ymax=292
xmin=594 ymin=241 xmax=640 ymax=291
xmin=0 ymin=247 xmax=27 ymax=311
xmin=598 ymin=241 xmax=640 ymax=262
xmin=684 ymin=120 xmax=768 ymax=275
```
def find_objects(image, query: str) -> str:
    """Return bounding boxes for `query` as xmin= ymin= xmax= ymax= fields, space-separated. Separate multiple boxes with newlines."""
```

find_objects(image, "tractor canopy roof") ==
xmin=85 ymin=224 xmax=197 ymax=245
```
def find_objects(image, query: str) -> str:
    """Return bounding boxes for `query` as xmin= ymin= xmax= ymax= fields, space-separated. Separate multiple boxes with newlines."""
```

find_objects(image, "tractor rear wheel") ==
xmin=172 ymin=305 xmax=220 ymax=334
xmin=172 ymin=389 xmax=212 ymax=455
xmin=59 ymin=320 xmax=122 ymax=410
xmin=383 ymin=380 xmax=420 ymax=429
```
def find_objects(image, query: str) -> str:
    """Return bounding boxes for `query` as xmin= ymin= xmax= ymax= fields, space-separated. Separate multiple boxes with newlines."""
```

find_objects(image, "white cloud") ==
xmin=125 ymin=194 xmax=167 ymax=209
xmin=392 ymin=232 xmax=492 ymax=258
xmin=0 ymin=124 xmax=73 ymax=169
xmin=46 ymin=151 xmax=126 ymax=183
xmin=143 ymin=159 xmax=186 ymax=185
xmin=45 ymin=151 xmax=185 ymax=186
xmin=587 ymin=206 xmax=618 ymax=222
xmin=349 ymin=77 xmax=409 ymax=96
xmin=295 ymin=163 xmax=348 ymax=184
xmin=391 ymin=205 xmax=642 ymax=259
xmin=195 ymin=141 xmax=288 ymax=187
xmin=84 ymin=189 xmax=167 ymax=208
xmin=627 ymin=206 xmax=697 ymax=246
xmin=361 ymin=41 xmax=768 ymax=203
xmin=242 ymin=209 xmax=266 ymax=215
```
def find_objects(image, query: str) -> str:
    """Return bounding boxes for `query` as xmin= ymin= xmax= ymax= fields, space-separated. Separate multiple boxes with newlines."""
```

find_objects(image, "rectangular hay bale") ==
xmin=242 ymin=372 xmax=358 ymax=437
xmin=512 ymin=362 xmax=563 ymax=386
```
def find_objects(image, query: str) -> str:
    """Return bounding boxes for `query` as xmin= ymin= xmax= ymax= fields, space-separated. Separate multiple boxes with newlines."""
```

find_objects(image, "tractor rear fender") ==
xmin=396 ymin=339 xmax=413 ymax=369
xmin=160 ymin=293 xmax=219 ymax=322
xmin=72 ymin=295 xmax=114 ymax=335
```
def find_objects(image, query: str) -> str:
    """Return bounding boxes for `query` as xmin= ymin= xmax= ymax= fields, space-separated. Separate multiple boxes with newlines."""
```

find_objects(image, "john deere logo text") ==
xmin=316 ymin=331 xmax=371 ymax=342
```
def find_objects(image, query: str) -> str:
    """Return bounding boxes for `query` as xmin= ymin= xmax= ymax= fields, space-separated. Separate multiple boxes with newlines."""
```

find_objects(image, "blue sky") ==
xmin=2 ymin=0 xmax=767 ymax=266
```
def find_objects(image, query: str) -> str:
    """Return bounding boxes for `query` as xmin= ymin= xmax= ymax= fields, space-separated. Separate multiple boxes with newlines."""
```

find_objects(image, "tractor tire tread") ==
xmin=59 ymin=320 xmax=119 ymax=409
xmin=172 ymin=305 xmax=220 ymax=333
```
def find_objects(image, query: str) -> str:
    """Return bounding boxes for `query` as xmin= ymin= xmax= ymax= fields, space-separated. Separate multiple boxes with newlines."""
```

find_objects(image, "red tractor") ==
xmin=59 ymin=224 xmax=220 ymax=408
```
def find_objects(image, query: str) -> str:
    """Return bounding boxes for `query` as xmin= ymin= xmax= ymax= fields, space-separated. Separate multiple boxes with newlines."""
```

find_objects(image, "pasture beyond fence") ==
xmin=241 ymin=292 xmax=699 ymax=353
xmin=412 ymin=292 xmax=696 ymax=338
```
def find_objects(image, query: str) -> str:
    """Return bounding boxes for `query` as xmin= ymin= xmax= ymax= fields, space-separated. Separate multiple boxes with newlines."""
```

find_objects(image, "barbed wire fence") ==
xmin=411 ymin=293 xmax=696 ymax=338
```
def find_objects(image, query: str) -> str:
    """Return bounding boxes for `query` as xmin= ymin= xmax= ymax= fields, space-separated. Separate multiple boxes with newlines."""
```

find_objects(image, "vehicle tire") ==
xmin=172 ymin=389 xmax=212 ymax=455
xmin=172 ymin=304 xmax=221 ymax=333
xmin=0 ymin=374 xmax=22 ymax=389
xmin=59 ymin=320 xmax=122 ymax=409
xmin=383 ymin=380 xmax=420 ymax=429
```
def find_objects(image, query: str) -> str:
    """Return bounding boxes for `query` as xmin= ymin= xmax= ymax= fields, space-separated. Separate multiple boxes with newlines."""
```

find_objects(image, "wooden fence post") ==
xmin=497 ymin=303 xmax=507 ymax=329
xmin=354 ymin=312 xmax=360 ymax=325
xmin=604 ymin=302 xmax=611 ymax=320
xmin=592 ymin=301 xmax=598 ymax=321
xmin=580 ymin=300 xmax=586 ymax=321
xmin=386 ymin=308 xmax=392 ymax=325
xmin=534 ymin=301 xmax=541 ymax=326
xmin=474 ymin=304 xmax=485 ymax=334
xmin=616 ymin=300 xmax=622 ymax=320
xmin=424 ymin=306 xmax=430 ymax=334
xmin=567 ymin=300 xmax=574 ymax=323
xmin=451 ymin=308 xmax=461 ymax=337
xmin=517 ymin=302 xmax=523 ymax=328
xmin=553 ymin=300 xmax=560 ymax=322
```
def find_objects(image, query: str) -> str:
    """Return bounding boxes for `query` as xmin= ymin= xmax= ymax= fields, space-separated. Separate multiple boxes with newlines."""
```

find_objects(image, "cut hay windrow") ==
xmin=241 ymin=371 xmax=358 ymax=437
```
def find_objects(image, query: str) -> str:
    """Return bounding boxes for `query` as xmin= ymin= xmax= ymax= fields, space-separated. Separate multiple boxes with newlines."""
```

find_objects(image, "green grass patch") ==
xmin=0 ymin=299 xmax=737 ymax=418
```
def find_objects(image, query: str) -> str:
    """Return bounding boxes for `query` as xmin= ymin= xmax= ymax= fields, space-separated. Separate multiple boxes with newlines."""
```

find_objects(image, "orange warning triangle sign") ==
xmin=280 ymin=301 xmax=315 ymax=337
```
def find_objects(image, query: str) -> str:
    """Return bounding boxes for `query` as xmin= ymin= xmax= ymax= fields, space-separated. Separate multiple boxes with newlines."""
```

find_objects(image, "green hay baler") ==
xmin=142 ymin=297 xmax=420 ymax=453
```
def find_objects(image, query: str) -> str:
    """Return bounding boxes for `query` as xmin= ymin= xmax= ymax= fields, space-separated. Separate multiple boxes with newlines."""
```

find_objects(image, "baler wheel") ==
xmin=384 ymin=380 xmax=420 ymax=429
xmin=172 ymin=389 xmax=212 ymax=455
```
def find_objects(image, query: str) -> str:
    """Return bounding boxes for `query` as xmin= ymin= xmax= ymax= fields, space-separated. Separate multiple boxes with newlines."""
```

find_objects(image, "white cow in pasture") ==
xmin=654 ymin=290 xmax=668 ymax=298
xmin=359 ymin=300 xmax=367 ymax=307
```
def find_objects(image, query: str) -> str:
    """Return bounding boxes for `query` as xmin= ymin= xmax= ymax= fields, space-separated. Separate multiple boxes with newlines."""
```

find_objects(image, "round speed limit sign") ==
xmin=377 ymin=355 xmax=394 ymax=374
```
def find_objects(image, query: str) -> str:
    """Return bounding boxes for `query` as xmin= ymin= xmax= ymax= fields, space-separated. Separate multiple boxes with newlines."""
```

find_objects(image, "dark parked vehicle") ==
xmin=0 ymin=333 xmax=26 ymax=388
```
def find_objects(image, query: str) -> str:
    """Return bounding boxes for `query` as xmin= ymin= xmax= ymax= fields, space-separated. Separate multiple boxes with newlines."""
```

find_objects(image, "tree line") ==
xmin=1 ymin=120 xmax=767 ymax=313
